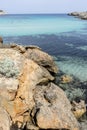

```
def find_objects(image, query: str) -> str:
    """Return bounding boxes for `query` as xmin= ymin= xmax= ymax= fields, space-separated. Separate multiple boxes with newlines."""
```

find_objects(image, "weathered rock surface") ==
xmin=0 ymin=107 xmax=11 ymax=130
xmin=68 ymin=11 xmax=87 ymax=20
xmin=24 ymin=47 xmax=58 ymax=73
xmin=11 ymin=44 xmax=26 ymax=53
xmin=0 ymin=36 xmax=3 ymax=44
xmin=17 ymin=58 xmax=54 ymax=109
xmin=0 ymin=44 xmax=80 ymax=130
xmin=0 ymin=78 xmax=19 ymax=100
xmin=0 ymin=49 xmax=25 ymax=101
xmin=33 ymin=83 xmax=79 ymax=130
xmin=71 ymin=100 xmax=86 ymax=119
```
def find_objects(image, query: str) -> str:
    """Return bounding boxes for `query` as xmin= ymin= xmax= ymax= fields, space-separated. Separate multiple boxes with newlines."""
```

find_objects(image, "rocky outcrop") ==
xmin=0 ymin=10 xmax=6 ymax=15
xmin=68 ymin=11 xmax=87 ymax=20
xmin=0 ymin=44 xmax=80 ymax=130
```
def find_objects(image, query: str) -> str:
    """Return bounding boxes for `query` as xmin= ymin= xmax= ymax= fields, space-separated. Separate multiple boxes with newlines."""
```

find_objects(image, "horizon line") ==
xmin=3 ymin=12 xmax=69 ymax=15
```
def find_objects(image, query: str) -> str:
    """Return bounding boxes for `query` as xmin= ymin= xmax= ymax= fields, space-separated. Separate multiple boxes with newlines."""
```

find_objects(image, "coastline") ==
xmin=0 ymin=42 xmax=86 ymax=129
xmin=68 ymin=11 xmax=87 ymax=20
xmin=0 ymin=13 xmax=87 ymax=129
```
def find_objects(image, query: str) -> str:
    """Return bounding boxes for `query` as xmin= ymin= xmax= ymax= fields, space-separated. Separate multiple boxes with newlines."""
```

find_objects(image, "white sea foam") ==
xmin=76 ymin=46 xmax=87 ymax=51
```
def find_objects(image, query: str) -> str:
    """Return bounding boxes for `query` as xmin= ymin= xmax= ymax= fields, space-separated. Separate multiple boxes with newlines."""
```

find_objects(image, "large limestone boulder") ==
xmin=24 ymin=47 xmax=58 ymax=73
xmin=32 ymin=83 xmax=79 ymax=130
xmin=17 ymin=58 xmax=54 ymax=109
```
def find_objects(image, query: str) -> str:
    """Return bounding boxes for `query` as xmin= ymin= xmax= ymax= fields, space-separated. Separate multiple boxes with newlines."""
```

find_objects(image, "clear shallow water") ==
xmin=0 ymin=14 xmax=87 ymax=81
xmin=0 ymin=14 xmax=87 ymax=36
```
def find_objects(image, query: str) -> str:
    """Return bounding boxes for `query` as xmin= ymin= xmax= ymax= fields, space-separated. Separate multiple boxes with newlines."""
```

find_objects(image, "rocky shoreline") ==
xmin=0 ymin=10 xmax=6 ymax=15
xmin=0 ymin=40 xmax=87 ymax=130
xmin=68 ymin=11 xmax=87 ymax=20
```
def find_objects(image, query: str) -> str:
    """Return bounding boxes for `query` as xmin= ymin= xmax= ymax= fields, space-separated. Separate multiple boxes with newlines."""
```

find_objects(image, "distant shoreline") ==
xmin=68 ymin=11 xmax=87 ymax=20
xmin=0 ymin=10 xmax=6 ymax=15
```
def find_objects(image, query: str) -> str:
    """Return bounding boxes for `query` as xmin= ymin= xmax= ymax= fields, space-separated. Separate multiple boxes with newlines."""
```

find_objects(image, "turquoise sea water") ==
xmin=0 ymin=14 xmax=87 ymax=36
xmin=0 ymin=14 xmax=87 ymax=81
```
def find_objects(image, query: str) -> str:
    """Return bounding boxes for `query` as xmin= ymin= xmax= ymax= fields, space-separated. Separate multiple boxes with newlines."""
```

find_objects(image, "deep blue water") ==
xmin=0 ymin=14 xmax=87 ymax=81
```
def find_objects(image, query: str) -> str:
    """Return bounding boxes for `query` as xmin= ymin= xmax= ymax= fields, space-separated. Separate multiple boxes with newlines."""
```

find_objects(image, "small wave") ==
xmin=76 ymin=46 xmax=87 ymax=51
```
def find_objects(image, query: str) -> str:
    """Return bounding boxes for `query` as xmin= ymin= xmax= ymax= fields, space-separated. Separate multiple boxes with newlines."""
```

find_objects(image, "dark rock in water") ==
xmin=0 ymin=36 xmax=3 ymax=46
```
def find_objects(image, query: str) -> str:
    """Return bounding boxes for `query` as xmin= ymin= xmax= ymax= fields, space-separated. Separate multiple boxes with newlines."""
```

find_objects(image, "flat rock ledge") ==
xmin=0 ymin=44 xmax=80 ymax=130
xmin=68 ymin=11 xmax=87 ymax=20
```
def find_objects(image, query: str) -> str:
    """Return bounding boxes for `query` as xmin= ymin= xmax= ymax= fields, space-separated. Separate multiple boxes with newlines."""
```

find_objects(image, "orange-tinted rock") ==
xmin=17 ymin=59 xmax=54 ymax=109
xmin=0 ymin=97 xmax=28 ymax=124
